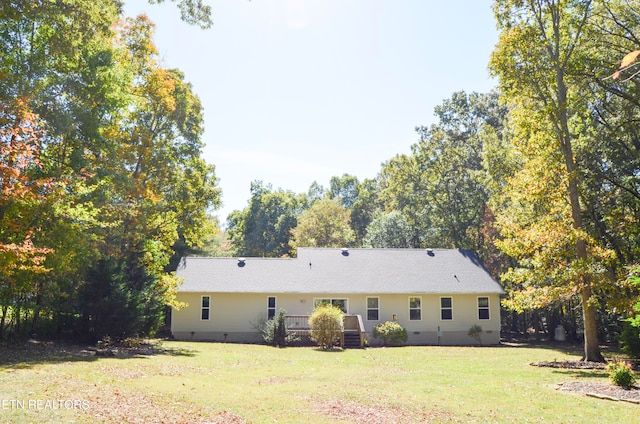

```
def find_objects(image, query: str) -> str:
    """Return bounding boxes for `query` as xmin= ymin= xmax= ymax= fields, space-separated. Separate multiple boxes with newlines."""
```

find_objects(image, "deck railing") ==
xmin=284 ymin=315 xmax=313 ymax=336
xmin=285 ymin=314 xmax=365 ymax=347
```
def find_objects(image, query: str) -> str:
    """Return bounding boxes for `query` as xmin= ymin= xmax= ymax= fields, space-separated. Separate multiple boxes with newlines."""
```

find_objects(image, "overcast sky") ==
xmin=123 ymin=0 xmax=499 ymax=223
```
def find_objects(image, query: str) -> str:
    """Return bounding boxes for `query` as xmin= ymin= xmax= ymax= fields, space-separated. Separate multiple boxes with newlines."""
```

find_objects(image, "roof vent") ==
xmin=341 ymin=248 xmax=349 ymax=256
xmin=426 ymin=248 xmax=434 ymax=256
xmin=237 ymin=258 xmax=246 ymax=267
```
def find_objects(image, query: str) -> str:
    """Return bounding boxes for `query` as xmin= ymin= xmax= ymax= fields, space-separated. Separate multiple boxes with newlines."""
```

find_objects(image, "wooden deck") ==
xmin=285 ymin=314 xmax=365 ymax=348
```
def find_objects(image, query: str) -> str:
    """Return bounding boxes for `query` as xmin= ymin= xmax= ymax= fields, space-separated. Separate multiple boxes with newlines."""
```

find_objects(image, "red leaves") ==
xmin=0 ymin=99 xmax=53 ymax=201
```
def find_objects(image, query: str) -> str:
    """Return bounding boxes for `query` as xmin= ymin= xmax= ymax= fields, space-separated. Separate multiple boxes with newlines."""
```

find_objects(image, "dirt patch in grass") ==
xmin=314 ymin=398 xmax=455 ymax=423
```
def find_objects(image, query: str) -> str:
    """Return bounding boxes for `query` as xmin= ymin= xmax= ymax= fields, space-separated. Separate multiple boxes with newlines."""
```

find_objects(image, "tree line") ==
xmin=0 ymin=0 xmax=219 ymax=341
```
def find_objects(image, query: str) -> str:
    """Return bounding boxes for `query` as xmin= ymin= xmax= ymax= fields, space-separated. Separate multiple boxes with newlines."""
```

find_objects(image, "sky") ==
xmin=123 ymin=0 xmax=499 ymax=223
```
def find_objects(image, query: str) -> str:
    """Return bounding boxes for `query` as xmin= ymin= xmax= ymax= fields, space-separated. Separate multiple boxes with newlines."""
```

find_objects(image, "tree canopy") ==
xmin=0 ymin=0 xmax=220 ymax=340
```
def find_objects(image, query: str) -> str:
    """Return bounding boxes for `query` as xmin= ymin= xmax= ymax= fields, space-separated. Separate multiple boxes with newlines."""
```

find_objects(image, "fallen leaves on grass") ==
xmin=530 ymin=360 xmax=606 ymax=369
xmin=557 ymin=382 xmax=640 ymax=404
xmin=257 ymin=376 xmax=290 ymax=385
xmin=533 ymin=359 xmax=640 ymax=404
xmin=315 ymin=398 xmax=454 ymax=423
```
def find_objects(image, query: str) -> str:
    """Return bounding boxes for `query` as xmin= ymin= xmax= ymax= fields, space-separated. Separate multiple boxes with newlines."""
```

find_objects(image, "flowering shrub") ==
xmin=607 ymin=361 xmax=636 ymax=388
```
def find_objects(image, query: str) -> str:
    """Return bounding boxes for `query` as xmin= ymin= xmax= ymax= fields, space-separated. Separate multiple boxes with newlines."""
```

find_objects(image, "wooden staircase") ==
xmin=343 ymin=330 xmax=363 ymax=348
xmin=342 ymin=315 xmax=365 ymax=348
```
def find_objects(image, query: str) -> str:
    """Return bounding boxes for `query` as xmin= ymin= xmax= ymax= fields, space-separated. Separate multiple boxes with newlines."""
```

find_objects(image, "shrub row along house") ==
xmin=171 ymin=248 xmax=504 ymax=346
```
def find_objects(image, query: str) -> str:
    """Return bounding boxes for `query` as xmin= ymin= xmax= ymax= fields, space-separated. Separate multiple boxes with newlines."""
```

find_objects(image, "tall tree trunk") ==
xmin=556 ymin=58 xmax=604 ymax=362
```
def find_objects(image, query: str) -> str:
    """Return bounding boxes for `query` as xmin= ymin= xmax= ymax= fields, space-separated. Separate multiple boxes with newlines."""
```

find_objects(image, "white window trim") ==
xmin=478 ymin=296 xmax=490 ymax=320
xmin=409 ymin=296 xmax=422 ymax=321
xmin=201 ymin=295 xmax=210 ymax=321
xmin=313 ymin=298 xmax=349 ymax=314
xmin=366 ymin=296 xmax=380 ymax=321
xmin=440 ymin=296 xmax=453 ymax=321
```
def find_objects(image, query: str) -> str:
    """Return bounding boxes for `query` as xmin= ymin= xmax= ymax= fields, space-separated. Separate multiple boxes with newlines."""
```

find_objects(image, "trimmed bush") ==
xmin=372 ymin=321 xmax=408 ymax=346
xmin=607 ymin=360 xmax=636 ymax=388
xmin=262 ymin=309 xmax=298 ymax=347
xmin=309 ymin=304 xmax=344 ymax=349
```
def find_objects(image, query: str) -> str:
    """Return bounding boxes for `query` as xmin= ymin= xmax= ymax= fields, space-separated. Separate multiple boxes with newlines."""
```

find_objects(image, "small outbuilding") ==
xmin=171 ymin=248 xmax=504 ymax=346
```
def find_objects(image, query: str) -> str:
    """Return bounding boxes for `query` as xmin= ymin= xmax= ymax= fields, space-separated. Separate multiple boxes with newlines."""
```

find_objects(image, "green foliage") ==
xmin=290 ymin=197 xmax=355 ymax=249
xmin=328 ymin=173 xmax=360 ymax=209
xmin=308 ymin=304 xmax=344 ymax=349
xmin=363 ymin=211 xmax=413 ymax=248
xmin=227 ymin=181 xmax=302 ymax=257
xmin=372 ymin=321 xmax=408 ymax=346
xmin=468 ymin=325 xmax=483 ymax=345
xmin=77 ymin=257 xmax=167 ymax=341
xmin=0 ymin=2 xmax=221 ymax=341
xmin=618 ymin=322 xmax=640 ymax=359
xmin=150 ymin=0 xmax=213 ymax=29
xmin=378 ymin=90 xmax=507 ymax=252
xmin=607 ymin=361 xmax=636 ymax=389
xmin=262 ymin=309 xmax=298 ymax=348
xmin=486 ymin=0 xmax=640 ymax=362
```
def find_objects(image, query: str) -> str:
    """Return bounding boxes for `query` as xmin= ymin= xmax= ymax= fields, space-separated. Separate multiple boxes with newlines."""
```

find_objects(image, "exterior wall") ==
xmin=171 ymin=292 xmax=501 ymax=345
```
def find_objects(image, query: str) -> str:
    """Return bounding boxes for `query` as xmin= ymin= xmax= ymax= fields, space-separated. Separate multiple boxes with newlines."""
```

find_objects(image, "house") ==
xmin=171 ymin=248 xmax=504 ymax=346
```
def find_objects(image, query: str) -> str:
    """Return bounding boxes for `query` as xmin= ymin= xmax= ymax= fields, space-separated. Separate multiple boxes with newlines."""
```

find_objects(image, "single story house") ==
xmin=171 ymin=248 xmax=504 ymax=346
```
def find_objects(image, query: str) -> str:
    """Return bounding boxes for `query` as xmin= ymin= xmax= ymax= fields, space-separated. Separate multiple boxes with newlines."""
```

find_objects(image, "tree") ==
xmin=149 ymin=0 xmax=213 ymax=29
xmin=350 ymin=178 xmax=383 ymax=245
xmin=363 ymin=211 xmax=413 ymax=248
xmin=262 ymin=308 xmax=298 ymax=347
xmin=290 ymin=198 xmax=355 ymax=249
xmin=379 ymin=91 xmax=507 ymax=252
xmin=0 ymin=100 xmax=56 ymax=337
xmin=0 ymin=3 xmax=221 ymax=340
xmin=227 ymin=181 xmax=303 ymax=257
xmin=74 ymin=15 xmax=220 ymax=340
xmin=490 ymin=0 xmax=607 ymax=361
xmin=329 ymin=174 xmax=360 ymax=209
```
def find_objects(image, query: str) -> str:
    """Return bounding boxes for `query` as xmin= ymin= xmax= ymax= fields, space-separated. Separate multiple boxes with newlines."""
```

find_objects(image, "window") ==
xmin=366 ymin=297 xmax=379 ymax=321
xmin=478 ymin=297 xmax=490 ymax=320
xmin=201 ymin=296 xmax=210 ymax=320
xmin=314 ymin=298 xmax=348 ymax=313
xmin=409 ymin=297 xmax=421 ymax=320
xmin=268 ymin=296 xmax=276 ymax=319
xmin=440 ymin=297 xmax=453 ymax=320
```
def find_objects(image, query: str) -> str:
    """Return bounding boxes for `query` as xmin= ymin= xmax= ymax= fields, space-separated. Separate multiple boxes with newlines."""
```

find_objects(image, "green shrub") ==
xmin=618 ymin=321 xmax=640 ymax=359
xmin=607 ymin=360 xmax=636 ymax=388
xmin=468 ymin=325 xmax=483 ymax=345
xmin=309 ymin=304 xmax=344 ymax=349
xmin=372 ymin=321 xmax=407 ymax=346
xmin=262 ymin=309 xmax=298 ymax=347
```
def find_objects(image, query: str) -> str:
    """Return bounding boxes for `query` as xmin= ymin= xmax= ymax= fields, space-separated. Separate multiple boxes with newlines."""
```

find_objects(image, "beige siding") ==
xmin=171 ymin=292 xmax=501 ymax=345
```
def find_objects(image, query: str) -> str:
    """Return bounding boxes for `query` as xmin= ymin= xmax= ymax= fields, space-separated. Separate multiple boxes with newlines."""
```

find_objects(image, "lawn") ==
xmin=0 ymin=340 xmax=635 ymax=423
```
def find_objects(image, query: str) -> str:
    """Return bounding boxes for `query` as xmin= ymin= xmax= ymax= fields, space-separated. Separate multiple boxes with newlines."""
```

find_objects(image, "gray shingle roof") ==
xmin=176 ymin=248 xmax=503 ymax=294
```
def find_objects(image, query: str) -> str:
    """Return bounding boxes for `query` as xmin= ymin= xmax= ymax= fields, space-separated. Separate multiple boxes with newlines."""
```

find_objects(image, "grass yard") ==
xmin=0 ymin=340 xmax=636 ymax=423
